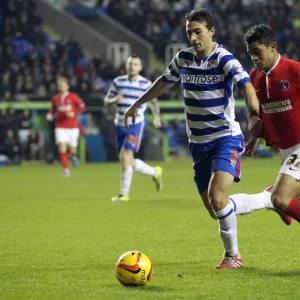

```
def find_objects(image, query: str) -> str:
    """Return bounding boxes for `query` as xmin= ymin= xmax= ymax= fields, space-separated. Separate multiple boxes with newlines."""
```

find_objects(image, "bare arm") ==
xmin=104 ymin=85 xmax=122 ymax=106
xmin=124 ymin=77 xmax=174 ymax=127
xmin=149 ymin=98 xmax=162 ymax=128
xmin=241 ymin=82 xmax=260 ymax=118
xmin=149 ymin=98 xmax=160 ymax=118
xmin=46 ymin=98 xmax=55 ymax=121
xmin=104 ymin=93 xmax=122 ymax=106
xmin=135 ymin=77 xmax=173 ymax=107
xmin=241 ymin=82 xmax=262 ymax=156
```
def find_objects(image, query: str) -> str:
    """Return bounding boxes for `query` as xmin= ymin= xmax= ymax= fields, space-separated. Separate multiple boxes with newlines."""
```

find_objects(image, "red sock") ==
xmin=285 ymin=198 xmax=300 ymax=222
xmin=59 ymin=152 xmax=68 ymax=169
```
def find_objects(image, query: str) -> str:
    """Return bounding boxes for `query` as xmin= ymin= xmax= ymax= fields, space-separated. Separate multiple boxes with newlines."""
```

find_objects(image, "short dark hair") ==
xmin=57 ymin=76 xmax=69 ymax=84
xmin=129 ymin=54 xmax=140 ymax=60
xmin=185 ymin=8 xmax=214 ymax=30
xmin=244 ymin=24 xmax=276 ymax=46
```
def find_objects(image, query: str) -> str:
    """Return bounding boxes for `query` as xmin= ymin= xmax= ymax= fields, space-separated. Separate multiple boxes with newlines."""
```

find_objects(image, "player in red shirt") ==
xmin=244 ymin=24 xmax=300 ymax=222
xmin=46 ymin=77 xmax=86 ymax=177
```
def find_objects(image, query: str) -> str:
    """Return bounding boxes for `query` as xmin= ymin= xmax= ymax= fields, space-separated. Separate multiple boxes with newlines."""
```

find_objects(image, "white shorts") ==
xmin=18 ymin=129 xmax=31 ymax=144
xmin=279 ymin=143 xmax=300 ymax=181
xmin=55 ymin=128 xmax=79 ymax=147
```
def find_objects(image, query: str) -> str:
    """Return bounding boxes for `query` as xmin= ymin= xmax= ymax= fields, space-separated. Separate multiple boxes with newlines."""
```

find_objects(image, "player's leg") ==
xmin=119 ymin=147 xmax=134 ymax=199
xmin=69 ymin=128 xmax=79 ymax=168
xmin=131 ymin=122 xmax=163 ymax=191
xmin=230 ymin=186 xmax=292 ymax=225
xmin=209 ymin=135 xmax=245 ymax=269
xmin=271 ymin=150 xmax=300 ymax=222
xmin=190 ymin=142 xmax=217 ymax=219
xmin=55 ymin=128 xmax=70 ymax=176
xmin=111 ymin=126 xmax=134 ymax=202
xmin=199 ymin=191 xmax=217 ymax=219
xmin=271 ymin=175 xmax=300 ymax=222
xmin=209 ymin=171 xmax=242 ymax=269
xmin=229 ymin=190 xmax=273 ymax=215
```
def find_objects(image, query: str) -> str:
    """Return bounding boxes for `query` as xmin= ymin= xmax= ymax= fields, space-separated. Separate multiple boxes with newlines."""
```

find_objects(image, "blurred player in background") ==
xmin=245 ymin=24 xmax=300 ymax=223
xmin=124 ymin=9 xmax=261 ymax=269
xmin=46 ymin=76 xmax=86 ymax=177
xmin=104 ymin=55 xmax=163 ymax=202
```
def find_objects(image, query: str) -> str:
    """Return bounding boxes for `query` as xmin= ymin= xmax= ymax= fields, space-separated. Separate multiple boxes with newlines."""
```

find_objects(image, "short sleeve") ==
xmin=220 ymin=54 xmax=250 ymax=88
xmin=161 ymin=52 xmax=181 ymax=84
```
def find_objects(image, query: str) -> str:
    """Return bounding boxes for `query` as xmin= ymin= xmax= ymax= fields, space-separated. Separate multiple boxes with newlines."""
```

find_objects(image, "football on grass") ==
xmin=115 ymin=251 xmax=152 ymax=286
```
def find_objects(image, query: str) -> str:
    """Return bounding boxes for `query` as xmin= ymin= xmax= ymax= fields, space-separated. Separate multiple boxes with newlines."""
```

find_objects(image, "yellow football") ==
xmin=115 ymin=251 xmax=153 ymax=286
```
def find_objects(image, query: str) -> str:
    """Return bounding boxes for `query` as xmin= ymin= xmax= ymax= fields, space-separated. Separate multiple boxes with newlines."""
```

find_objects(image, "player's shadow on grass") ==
xmin=139 ymin=198 xmax=189 ymax=203
xmin=268 ymin=271 xmax=300 ymax=278
xmin=104 ymin=283 xmax=174 ymax=292
xmin=242 ymin=267 xmax=300 ymax=278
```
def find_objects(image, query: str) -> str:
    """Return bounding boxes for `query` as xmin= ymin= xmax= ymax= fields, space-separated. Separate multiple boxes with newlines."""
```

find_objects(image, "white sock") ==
xmin=214 ymin=202 xmax=238 ymax=257
xmin=120 ymin=166 xmax=133 ymax=197
xmin=229 ymin=190 xmax=274 ymax=216
xmin=134 ymin=159 xmax=156 ymax=177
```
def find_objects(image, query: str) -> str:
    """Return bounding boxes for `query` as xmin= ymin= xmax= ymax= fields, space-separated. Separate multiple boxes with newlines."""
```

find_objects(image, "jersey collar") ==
xmin=127 ymin=74 xmax=140 ymax=81
xmin=194 ymin=43 xmax=218 ymax=66
xmin=263 ymin=54 xmax=281 ymax=75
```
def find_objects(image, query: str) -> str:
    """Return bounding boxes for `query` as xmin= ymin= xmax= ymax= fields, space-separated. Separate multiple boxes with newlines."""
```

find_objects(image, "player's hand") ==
xmin=153 ymin=117 xmax=162 ymax=128
xmin=116 ymin=93 xmax=123 ymax=103
xmin=245 ymin=137 xmax=259 ymax=157
xmin=46 ymin=113 xmax=53 ymax=121
xmin=248 ymin=115 xmax=263 ymax=138
xmin=65 ymin=111 xmax=75 ymax=118
xmin=124 ymin=104 xmax=139 ymax=128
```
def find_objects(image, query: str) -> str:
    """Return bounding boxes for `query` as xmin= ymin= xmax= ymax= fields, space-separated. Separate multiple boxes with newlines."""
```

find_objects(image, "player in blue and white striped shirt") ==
xmin=124 ymin=9 xmax=261 ymax=269
xmin=105 ymin=55 xmax=163 ymax=202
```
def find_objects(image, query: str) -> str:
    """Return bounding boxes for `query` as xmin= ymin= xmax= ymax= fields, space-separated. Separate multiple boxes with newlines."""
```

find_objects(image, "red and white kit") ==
xmin=250 ymin=56 xmax=300 ymax=179
xmin=50 ymin=92 xmax=86 ymax=147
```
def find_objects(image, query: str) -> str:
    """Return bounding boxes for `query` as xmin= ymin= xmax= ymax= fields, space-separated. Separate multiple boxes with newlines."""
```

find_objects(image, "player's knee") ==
xmin=208 ymin=190 xmax=227 ymax=211
xmin=271 ymin=191 xmax=288 ymax=211
xmin=58 ymin=143 xmax=67 ymax=153
xmin=119 ymin=148 xmax=133 ymax=167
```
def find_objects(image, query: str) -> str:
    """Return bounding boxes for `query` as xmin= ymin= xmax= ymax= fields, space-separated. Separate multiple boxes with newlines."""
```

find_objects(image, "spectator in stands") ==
xmin=18 ymin=109 xmax=32 ymax=157
xmin=0 ymin=109 xmax=7 ymax=145
xmin=5 ymin=106 xmax=18 ymax=135
xmin=3 ymin=128 xmax=21 ymax=165
xmin=26 ymin=128 xmax=40 ymax=160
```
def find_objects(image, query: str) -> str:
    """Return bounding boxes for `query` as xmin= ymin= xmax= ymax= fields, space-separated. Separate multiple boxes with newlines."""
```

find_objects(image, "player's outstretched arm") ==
xmin=124 ymin=77 xmax=173 ymax=128
xmin=149 ymin=98 xmax=162 ymax=128
xmin=241 ymin=82 xmax=263 ymax=137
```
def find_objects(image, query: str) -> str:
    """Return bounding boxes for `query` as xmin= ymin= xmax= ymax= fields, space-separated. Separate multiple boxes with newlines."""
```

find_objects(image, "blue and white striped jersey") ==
xmin=162 ymin=44 xmax=250 ymax=144
xmin=108 ymin=75 xmax=152 ymax=126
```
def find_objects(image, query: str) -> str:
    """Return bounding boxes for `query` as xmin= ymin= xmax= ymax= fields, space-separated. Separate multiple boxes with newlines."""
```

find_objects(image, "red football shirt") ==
xmin=50 ymin=92 xmax=86 ymax=128
xmin=250 ymin=56 xmax=300 ymax=149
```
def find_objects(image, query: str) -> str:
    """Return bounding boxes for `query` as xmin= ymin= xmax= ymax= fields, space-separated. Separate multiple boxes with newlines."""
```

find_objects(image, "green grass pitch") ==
xmin=1 ymin=156 xmax=300 ymax=300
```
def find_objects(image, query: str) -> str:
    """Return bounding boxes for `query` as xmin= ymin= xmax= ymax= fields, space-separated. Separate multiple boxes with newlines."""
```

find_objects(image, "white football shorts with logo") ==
xmin=279 ymin=143 xmax=300 ymax=181
xmin=55 ymin=128 xmax=79 ymax=147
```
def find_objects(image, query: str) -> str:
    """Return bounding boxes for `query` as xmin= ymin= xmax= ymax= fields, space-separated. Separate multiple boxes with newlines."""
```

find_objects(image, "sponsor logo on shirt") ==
xmin=261 ymin=99 xmax=292 ymax=114
xmin=57 ymin=104 xmax=72 ymax=112
xmin=181 ymin=74 xmax=220 ymax=84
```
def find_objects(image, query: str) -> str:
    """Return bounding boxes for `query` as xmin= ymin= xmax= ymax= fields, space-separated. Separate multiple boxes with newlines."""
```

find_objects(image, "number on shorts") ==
xmin=286 ymin=154 xmax=298 ymax=166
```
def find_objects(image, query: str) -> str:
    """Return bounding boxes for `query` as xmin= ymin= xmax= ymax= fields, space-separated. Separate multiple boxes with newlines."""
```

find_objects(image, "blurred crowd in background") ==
xmin=1 ymin=0 xmax=299 ymax=102
xmin=107 ymin=0 xmax=298 ymax=68
xmin=0 ymin=108 xmax=41 ymax=164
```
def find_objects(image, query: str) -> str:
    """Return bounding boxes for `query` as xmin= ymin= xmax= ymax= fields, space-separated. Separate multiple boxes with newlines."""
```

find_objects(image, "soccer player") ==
xmin=124 ymin=9 xmax=261 ymax=269
xmin=104 ymin=55 xmax=163 ymax=202
xmin=46 ymin=76 xmax=86 ymax=177
xmin=245 ymin=24 xmax=300 ymax=223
